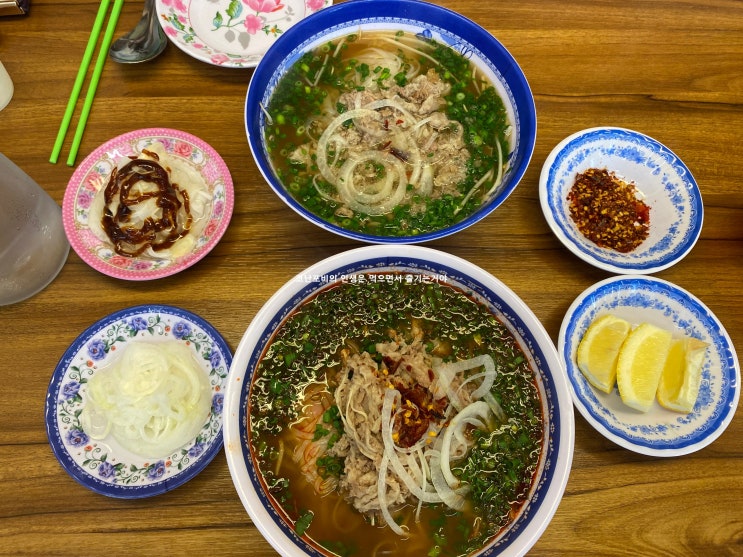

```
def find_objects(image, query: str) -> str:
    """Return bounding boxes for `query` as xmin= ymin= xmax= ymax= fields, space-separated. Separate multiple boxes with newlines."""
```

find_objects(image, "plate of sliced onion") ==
xmin=45 ymin=304 xmax=232 ymax=498
xmin=63 ymin=128 xmax=234 ymax=281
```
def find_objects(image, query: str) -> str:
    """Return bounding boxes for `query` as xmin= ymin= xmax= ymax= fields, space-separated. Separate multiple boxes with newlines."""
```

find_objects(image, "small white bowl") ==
xmin=539 ymin=127 xmax=703 ymax=274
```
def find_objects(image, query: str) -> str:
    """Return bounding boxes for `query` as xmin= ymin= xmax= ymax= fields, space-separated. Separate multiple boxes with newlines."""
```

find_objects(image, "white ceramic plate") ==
xmin=157 ymin=0 xmax=333 ymax=68
xmin=45 ymin=304 xmax=232 ymax=498
xmin=559 ymin=275 xmax=739 ymax=456
xmin=540 ymin=127 xmax=703 ymax=274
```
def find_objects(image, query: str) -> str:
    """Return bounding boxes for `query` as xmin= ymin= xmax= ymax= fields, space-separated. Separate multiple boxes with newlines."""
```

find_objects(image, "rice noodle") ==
xmin=454 ymin=168 xmax=493 ymax=216
xmin=484 ymin=138 xmax=505 ymax=199
xmin=309 ymin=53 xmax=329 ymax=86
xmin=378 ymin=36 xmax=441 ymax=67
xmin=315 ymin=335 xmax=512 ymax=537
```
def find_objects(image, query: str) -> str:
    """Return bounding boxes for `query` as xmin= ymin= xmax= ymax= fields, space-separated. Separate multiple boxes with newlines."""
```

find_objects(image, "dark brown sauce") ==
xmin=101 ymin=150 xmax=192 ymax=257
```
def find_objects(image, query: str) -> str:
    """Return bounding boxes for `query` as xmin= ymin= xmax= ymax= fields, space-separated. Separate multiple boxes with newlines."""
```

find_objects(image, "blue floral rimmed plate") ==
xmin=559 ymin=275 xmax=739 ymax=457
xmin=540 ymin=127 xmax=703 ymax=274
xmin=45 ymin=304 xmax=232 ymax=498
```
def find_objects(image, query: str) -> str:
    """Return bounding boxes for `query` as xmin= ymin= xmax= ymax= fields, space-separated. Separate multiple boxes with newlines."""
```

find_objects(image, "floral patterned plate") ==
xmin=157 ymin=0 xmax=333 ymax=68
xmin=45 ymin=304 xmax=232 ymax=498
xmin=559 ymin=275 xmax=740 ymax=457
xmin=63 ymin=128 xmax=234 ymax=281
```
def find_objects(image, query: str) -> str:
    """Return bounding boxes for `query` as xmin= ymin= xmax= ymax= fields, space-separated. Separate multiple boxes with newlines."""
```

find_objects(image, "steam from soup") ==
xmin=263 ymin=30 xmax=511 ymax=237
xmin=248 ymin=275 xmax=543 ymax=556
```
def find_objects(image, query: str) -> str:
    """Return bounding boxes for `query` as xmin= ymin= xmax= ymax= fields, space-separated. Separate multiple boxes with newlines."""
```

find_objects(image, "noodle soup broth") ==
xmin=247 ymin=2 xmax=536 ymax=243
xmin=262 ymin=29 xmax=511 ymax=239
xmin=246 ymin=271 xmax=547 ymax=556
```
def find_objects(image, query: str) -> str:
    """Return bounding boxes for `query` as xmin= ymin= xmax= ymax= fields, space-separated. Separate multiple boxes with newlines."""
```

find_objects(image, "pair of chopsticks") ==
xmin=50 ymin=0 xmax=124 ymax=167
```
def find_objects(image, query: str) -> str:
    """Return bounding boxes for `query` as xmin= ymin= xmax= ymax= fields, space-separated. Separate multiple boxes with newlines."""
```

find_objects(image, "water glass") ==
xmin=0 ymin=152 xmax=70 ymax=305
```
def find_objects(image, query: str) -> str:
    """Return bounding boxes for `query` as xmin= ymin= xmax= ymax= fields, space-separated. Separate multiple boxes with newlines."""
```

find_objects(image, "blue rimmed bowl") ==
xmin=245 ymin=0 xmax=537 ymax=244
xmin=559 ymin=275 xmax=739 ymax=457
xmin=539 ymin=127 xmax=703 ymax=274
xmin=224 ymin=244 xmax=574 ymax=557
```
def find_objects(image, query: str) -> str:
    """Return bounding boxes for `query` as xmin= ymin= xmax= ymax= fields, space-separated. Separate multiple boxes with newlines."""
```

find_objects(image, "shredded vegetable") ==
xmin=80 ymin=341 xmax=211 ymax=458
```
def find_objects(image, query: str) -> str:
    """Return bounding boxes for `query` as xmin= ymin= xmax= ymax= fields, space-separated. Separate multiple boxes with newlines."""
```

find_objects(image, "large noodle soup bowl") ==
xmin=224 ymin=245 xmax=574 ymax=557
xmin=245 ymin=0 xmax=537 ymax=244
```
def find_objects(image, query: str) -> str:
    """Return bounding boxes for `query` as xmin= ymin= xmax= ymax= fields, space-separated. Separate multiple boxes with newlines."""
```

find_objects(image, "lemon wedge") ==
xmin=656 ymin=337 xmax=708 ymax=413
xmin=616 ymin=323 xmax=673 ymax=412
xmin=577 ymin=314 xmax=632 ymax=393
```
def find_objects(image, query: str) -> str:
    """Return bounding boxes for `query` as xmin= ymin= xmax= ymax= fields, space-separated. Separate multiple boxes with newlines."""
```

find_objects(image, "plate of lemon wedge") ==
xmin=559 ymin=275 xmax=740 ymax=456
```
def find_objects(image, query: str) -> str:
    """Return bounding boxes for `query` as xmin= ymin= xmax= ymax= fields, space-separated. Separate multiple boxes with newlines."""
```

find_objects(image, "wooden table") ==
xmin=1 ymin=1 xmax=741 ymax=555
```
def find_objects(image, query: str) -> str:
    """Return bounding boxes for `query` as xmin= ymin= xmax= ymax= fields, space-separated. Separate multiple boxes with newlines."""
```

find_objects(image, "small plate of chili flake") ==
xmin=539 ymin=127 xmax=703 ymax=274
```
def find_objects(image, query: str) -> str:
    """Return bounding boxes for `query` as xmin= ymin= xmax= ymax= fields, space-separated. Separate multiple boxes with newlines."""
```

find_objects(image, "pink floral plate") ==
xmin=157 ymin=0 xmax=334 ymax=68
xmin=63 ymin=128 xmax=234 ymax=281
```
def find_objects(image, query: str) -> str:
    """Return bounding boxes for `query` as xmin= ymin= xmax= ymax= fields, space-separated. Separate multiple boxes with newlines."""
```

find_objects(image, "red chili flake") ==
xmin=567 ymin=168 xmax=651 ymax=253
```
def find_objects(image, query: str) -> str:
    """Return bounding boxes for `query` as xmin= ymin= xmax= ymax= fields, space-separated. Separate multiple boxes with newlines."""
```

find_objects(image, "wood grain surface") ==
xmin=0 ymin=1 xmax=741 ymax=555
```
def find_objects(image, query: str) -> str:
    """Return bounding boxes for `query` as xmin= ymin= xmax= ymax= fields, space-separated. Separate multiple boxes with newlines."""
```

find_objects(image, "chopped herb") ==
xmin=294 ymin=511 xmax=314 ymax=536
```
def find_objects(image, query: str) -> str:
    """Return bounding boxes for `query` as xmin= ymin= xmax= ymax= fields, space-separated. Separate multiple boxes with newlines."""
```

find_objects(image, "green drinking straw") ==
xmin=49 ymin=0 xmax=111 ymax=164
xmin=66 ymin=0 xmax=125 ymax=167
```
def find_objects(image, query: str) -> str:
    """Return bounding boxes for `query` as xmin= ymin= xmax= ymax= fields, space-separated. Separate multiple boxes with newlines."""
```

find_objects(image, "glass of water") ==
xmin=0 ymin=153 xmax=70 ymax=305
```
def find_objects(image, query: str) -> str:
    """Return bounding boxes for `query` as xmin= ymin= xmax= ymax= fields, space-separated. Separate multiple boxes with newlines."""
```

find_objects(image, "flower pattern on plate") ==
xmin=558 ymin=275 xmax=740 ymax=456
xmin=46 ymin=305 xmax=232 ymax=498
xmin=158 ymin=0 xmax=333 ymax=68
xmin=63 ymin=128 xmax=234 ymax=281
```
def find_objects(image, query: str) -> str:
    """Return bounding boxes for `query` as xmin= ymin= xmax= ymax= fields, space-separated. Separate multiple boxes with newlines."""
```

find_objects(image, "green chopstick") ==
xmin=49 ymin=0 xmax=111 ymax=164
xmin=66 ymin=0 xmax=125 ymax=167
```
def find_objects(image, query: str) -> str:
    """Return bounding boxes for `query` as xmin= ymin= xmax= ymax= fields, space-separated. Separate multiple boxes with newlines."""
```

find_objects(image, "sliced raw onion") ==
xmin=80 ymin=341 xmax=211 ymax=459
xmin=340 ymin=153 xmax=409 ymax=216
xmin=433 ymin=354 xmax=496 ymax=410
xmin=381 ymin=388 xmax=442 ymax=504
xmin=377 ymin=451 xmax=408 ymax=536
xmin=316 ymin=108 xmax=383 ymax=185
xmin=428 ymin=449 xmax=469 ymax=511
xmin=438 ymin=400 xmax=493 ymax=489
